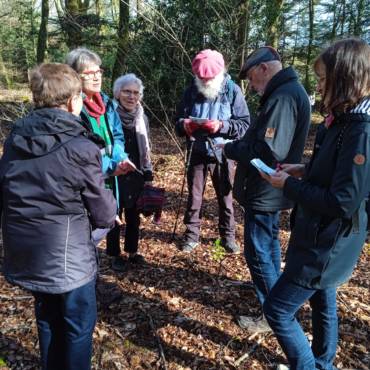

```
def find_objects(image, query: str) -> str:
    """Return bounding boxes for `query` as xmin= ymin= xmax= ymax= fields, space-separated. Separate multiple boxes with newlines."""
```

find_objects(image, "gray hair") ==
xmin=65 ymin=48 xmax=102 ymax=73
xmin=113 ymin=73 xmax=144 ymax=100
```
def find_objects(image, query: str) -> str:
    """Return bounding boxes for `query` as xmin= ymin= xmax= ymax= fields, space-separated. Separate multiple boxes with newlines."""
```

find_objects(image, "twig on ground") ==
xmin=0 ymin=294 xmax=32 ymax=300
xmin=143 ymin=309 xmax=168 ymax=370
xmin=234 ymin=333 xmax=268 ymax=367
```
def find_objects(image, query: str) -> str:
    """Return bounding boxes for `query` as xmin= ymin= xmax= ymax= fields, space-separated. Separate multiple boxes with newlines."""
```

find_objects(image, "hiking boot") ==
xmin=237 ymin=315 xmax=271 ymax=333
xmin=128 ymin=254 xmax=146 ymax=265
xmin=181 ymin=240 xmax=199 ymax=253
xmin=221 ymin=240 xmax=240 ymax=254
xmin=111 ymin=256 xmax=128 ymax=272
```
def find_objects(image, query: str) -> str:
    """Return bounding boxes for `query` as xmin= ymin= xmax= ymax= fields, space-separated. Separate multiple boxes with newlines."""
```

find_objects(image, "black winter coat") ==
xmin=284 ymin=109 xmax=370 ymax=289
xmin=0 ymin=108 xmax=117 ymax=294
xmin=225 ymin=67 xmax=311 ymax=211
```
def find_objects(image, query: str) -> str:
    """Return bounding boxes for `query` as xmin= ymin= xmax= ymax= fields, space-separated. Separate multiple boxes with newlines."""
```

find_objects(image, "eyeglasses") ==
xmin=80 ymin=68 xmax=104 ymax=80
xmin=121 ymin=89 xmax=141 ymax=98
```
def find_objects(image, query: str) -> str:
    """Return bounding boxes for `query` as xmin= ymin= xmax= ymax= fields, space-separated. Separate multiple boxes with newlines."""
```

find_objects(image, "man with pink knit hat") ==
xmin=175 ymin=49 xmax=250 ymax=253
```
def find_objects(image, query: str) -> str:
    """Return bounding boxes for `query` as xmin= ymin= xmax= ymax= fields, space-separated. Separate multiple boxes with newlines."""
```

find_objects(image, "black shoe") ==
xmin=237 ymin=315 xmax=271 ymax=333
xmin=128 ymin=254 xmax=146 ymax=265
xmin=221 ymin=240 xmax=240 ymax=254
xmin=181 ymin=240 xmax=199 ymax=253
xmin=111 ymin=256 xmax=128 ymax=272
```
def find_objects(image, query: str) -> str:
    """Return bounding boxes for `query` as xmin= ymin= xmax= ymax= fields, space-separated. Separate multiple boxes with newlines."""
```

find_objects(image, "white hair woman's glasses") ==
xmin=121 ymin=89 xmax=141 ymax=98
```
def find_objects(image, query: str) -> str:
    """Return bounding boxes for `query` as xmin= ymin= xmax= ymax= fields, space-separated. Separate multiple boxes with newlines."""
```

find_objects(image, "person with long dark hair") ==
xmin=261 ymin=38 xmax=370 ymax=369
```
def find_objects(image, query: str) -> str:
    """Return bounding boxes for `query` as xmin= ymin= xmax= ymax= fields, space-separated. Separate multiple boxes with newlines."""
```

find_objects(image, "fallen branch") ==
xmin=143 ymin=310 xmax=167 ymax=370
xmin=0 ymin=294 xmax=32 ymax=301
xmin=234 ymin=333 xmax=269 ymax=367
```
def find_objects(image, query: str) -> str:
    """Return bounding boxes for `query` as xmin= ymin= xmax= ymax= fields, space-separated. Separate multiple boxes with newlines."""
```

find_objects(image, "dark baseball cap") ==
xmin=239 ymin=46 xmax=281 ymax=80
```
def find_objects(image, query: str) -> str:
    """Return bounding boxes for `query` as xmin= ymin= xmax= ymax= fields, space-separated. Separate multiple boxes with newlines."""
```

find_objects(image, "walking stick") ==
xmin=171 ymin=137 xmax=195 ymax=241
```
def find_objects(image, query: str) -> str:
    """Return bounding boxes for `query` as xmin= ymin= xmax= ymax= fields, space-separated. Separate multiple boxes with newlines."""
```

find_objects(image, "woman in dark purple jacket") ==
xmin=0 ymin=64 xmax=116 ymax=370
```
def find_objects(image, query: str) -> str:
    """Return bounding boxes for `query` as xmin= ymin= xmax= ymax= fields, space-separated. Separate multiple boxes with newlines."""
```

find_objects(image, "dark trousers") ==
xmin=184 ymin=160 xmax=235 ymax=243
xmin=244 ymin=210 xmax=281 ymax=305
xmin=106 ymin=207 xmax=141 ymax=256
xmin=32 ymin=280 xmax=97 ymax=370
xmin=264 ymin=274 xmax=338 ymax=369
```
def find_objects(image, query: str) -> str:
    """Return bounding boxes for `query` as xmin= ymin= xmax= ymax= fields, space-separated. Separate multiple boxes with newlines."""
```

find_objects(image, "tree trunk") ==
xmin=330 ymin=1 xmax=337 ymax=40
xmin=265 ymin=0 xmax=284 ymax=48
xmin=304 ymin=0 xmax=314 ymax=93
xmin=63 ymin=0 xmax=90 ymax=48
xmin=236 ymin=0 xmax=250 ymax=90
xmin=354 ymin=0 xmax=364 ymax=36
xmin=95 ymin=0 xmax=102 ymax=35
xmin=237 ymin=1 xmax=249 ymax=67
xmin=339 ymin=0 xmax=346 ymax=36
xmin=37 ymin=0 xmax=49 ymax=63
xmin=112 ymin=0 xmax=130 ymax=83
xmin=0 ymin=50 xmax=11 ymax=89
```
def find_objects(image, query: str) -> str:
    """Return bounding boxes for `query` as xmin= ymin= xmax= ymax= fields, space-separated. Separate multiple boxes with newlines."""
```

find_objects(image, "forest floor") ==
xmin=0 ymin=101 xmax=369 ymax=370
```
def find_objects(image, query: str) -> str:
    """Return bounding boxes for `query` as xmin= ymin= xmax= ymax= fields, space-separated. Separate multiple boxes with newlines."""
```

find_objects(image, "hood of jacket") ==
xmin=11 ymin=108 xmax=86 ymax=157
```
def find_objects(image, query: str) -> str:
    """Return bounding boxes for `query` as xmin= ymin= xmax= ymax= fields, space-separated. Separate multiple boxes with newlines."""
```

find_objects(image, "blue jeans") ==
xmin=32 ymin=280 xmax=97 ymax=370
xmin=263 ymin=274 xmax=338 ymax=370
xmin=244 ymin=210 xmax=281 ymax=305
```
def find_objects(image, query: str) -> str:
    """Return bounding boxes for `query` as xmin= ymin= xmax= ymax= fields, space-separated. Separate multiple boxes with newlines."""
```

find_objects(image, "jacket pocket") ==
xmin=316 ymin=218 xmax=343 ymax=250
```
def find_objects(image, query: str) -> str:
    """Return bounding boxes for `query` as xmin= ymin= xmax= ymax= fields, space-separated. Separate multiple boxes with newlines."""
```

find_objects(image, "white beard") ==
xmin=194 ymin=72 xmax=225 ymax=100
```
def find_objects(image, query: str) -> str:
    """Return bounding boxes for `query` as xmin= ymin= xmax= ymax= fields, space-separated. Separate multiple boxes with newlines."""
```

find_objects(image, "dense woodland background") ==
xmin=0 ymin=1 xmax=370 ymax=369
xmin=0 ymin=0 xmax=369 ymax=125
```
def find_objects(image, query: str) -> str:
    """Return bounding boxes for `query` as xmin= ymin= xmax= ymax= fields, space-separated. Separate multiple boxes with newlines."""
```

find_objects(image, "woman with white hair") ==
xmin=107 ymin=73 xmax=153 ymax=271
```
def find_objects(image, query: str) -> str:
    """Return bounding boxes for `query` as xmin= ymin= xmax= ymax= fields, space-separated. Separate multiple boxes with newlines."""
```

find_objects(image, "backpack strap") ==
xmin=225 ymin=79 xmax=235 ymax=104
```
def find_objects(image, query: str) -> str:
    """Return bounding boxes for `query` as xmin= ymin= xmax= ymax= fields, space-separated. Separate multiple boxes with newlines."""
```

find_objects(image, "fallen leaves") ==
xmin=0 ymin=124 xmax=369 ymax=370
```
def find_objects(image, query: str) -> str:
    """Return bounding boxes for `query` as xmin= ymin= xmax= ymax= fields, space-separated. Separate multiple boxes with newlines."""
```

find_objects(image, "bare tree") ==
xmin=112 ymin=0 xmax=130 ymax=83
xmin=37 ymin=0 xmax=49 ymax=63
xmin=304 ymin=0 xmax=315 ymax=93
xmin=265 ymin=0 xmax=284 ymax=48
xmin=63 ymin=0 xmax=90 ymax=48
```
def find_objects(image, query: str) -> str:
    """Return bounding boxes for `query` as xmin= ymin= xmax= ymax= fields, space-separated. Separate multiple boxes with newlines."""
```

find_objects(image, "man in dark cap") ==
xmin=175 ymin=49 xmax=250 ymax=253
xmin=222 ymin=46 xmax=311 ymax=331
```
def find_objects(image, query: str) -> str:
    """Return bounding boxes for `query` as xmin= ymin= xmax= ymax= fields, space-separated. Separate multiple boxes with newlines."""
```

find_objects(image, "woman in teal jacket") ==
xmin=66 ymin=48 xmax=135 ymax=245
xmin=261 ymin=39 xmax=370 ymax=369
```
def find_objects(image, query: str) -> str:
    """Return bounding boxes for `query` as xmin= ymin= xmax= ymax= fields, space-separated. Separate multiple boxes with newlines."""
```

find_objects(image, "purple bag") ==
xmin=136 ymin=184 xmax=165 ymax=223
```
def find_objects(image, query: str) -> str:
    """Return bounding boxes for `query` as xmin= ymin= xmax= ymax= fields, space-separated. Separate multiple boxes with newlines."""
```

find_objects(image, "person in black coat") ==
xmin=261 ymin=39 xmax=370 ymax=369
xmin=0 ymin=64 xmax=117 ymax=369
xmin=106 ymin=73 xmax=154 ymax=271
xmin=222 ymin=47 xmax=311 ymax=331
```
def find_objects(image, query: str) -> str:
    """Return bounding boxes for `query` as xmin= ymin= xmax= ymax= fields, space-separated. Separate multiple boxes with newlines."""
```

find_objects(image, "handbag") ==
xmin=136 ymin=184 xmax=165 ymax=223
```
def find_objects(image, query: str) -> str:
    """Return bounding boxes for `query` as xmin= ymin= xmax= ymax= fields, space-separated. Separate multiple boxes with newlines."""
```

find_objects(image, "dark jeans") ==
xmin=264 ymin=274 xmax=338 ymax=370
xmin=32 ymin=280 xmax=97 ymax=370
xmin=244 ymin=210 xmax=281 ymax=305
xmin=184 ymin=160 xmax=235 ymax=243
xmin=106 ymin=207 xmax=141 ymax=256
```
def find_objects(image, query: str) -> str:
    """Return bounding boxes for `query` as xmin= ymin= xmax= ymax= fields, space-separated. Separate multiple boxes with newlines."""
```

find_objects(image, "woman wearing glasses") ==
xmin=106 ymin=73 xmax=154 ymax=271
xmin=66 ymin=48 xmax=135 ymax=255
